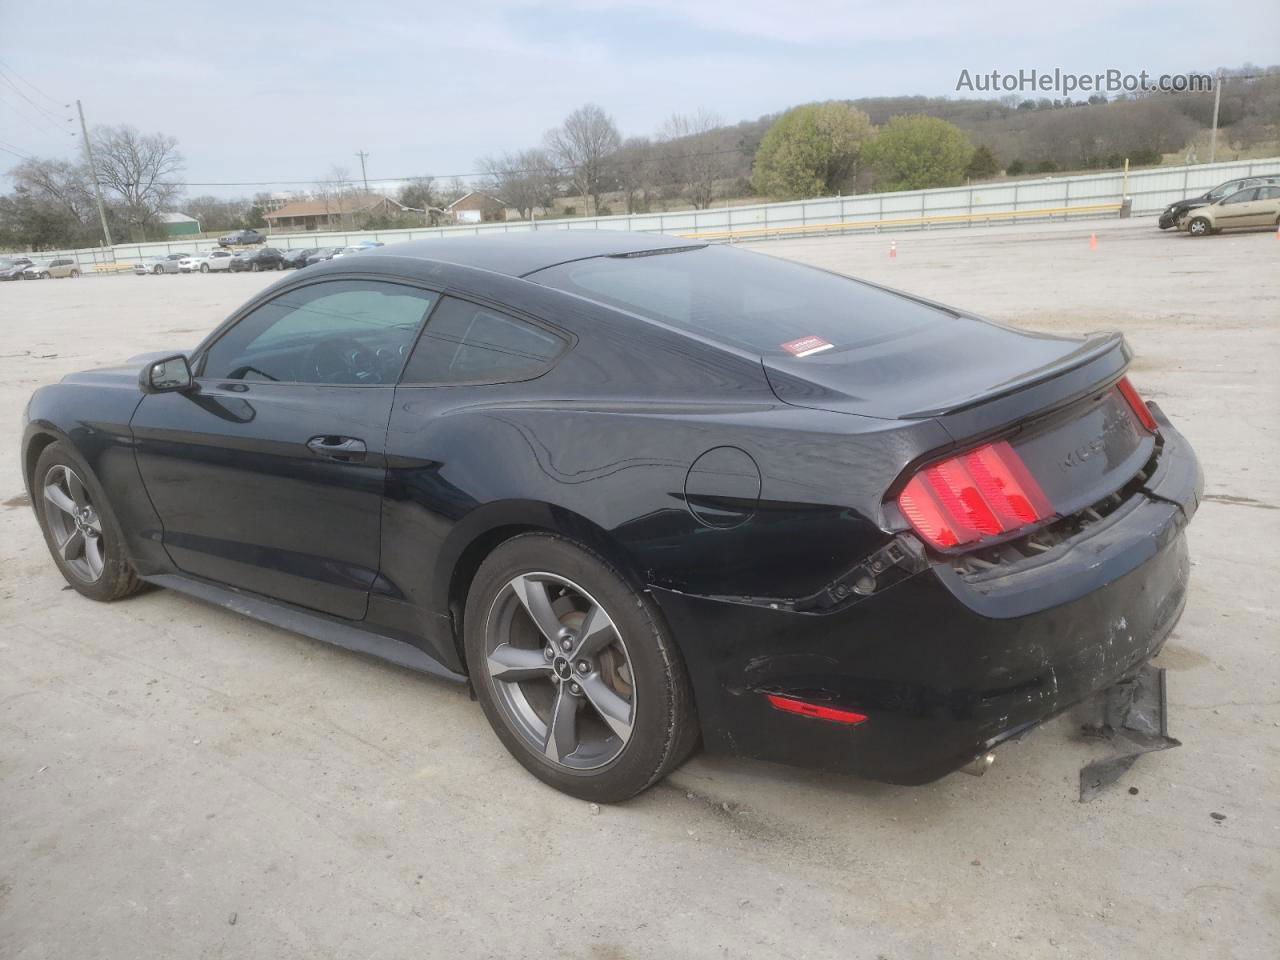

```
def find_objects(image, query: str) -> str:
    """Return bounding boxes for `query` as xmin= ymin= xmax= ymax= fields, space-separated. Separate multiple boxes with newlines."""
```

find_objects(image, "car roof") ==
xmin=359 ymin=232 xmax=705 ymax=278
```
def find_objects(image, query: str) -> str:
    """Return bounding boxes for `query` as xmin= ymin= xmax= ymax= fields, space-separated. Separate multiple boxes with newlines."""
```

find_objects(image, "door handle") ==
xmin=306 ymin=435 xmax=367 ymax=462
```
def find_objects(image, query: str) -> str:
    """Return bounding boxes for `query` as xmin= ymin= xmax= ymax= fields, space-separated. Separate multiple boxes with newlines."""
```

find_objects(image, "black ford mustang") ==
xmin=21 ymin=233 xmax=1202 ymax=802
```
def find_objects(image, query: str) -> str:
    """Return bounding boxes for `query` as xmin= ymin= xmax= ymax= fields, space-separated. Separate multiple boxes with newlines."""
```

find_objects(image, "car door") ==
xmin=379 ymin=295 xmax=570 ymax=633
xmin=1213 ymin=187 xmax=1260 ymax=229
xmin=131 ymin=276 xmax=441 ymax=619
xmin=1253 ymin=185 xmax=1280 ymax=226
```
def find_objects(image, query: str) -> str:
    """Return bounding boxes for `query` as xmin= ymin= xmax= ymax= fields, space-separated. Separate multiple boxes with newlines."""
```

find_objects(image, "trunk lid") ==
xmin=763 ymin=320 xmax=1126 ymax=421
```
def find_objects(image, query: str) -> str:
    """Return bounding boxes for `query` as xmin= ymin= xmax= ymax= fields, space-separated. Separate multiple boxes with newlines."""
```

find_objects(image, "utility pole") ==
xmin=77 ymin=100 xmax=113 ymax=247
xmin=1208 ymin=71 xmax=1223 ymax=165
xmin=356 ymin=151 xmax=370 ymax=194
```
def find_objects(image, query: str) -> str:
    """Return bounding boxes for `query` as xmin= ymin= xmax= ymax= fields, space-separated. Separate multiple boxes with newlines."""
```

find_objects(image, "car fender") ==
xmin=23 ymin=376 xmax=172 ymax=574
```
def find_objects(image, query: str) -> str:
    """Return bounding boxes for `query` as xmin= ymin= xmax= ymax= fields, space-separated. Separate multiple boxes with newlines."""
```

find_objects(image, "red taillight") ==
xmin=898 ymin=440 xmax=1052 ymax=550
xmin=765 ymin=694 xmax=867 ymax=725
xmin=1116 ymin=376 xmax=1159 ymax=433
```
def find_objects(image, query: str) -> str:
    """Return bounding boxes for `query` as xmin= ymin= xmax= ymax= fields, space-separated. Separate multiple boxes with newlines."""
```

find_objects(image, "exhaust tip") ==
xmin=960 ymin=752 xmax=996 ymax=777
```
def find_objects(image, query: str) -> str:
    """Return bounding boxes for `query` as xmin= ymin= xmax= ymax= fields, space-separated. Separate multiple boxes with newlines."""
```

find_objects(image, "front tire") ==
xmin=465 ymin=534 xmax=698 ymax=802
xmin=1188 ymin=217 xmax=1211 ymax=237
xmin=33 ymin=442 xmax=143 ymax=602
xmin=200 ymin=263 xmax=210 ymax=273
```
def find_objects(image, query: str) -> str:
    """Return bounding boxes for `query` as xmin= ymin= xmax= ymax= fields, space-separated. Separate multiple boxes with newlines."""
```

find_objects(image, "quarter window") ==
xmin=400 ymin=296 xmax=565 ymax=384
xmin=200 ymin=279 xmax=439 ymax=384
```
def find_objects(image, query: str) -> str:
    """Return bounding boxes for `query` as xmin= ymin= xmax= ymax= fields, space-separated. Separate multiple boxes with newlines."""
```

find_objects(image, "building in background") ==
xmin=160 ymin=212 xmax=200 ymax=237
xmin=262 ymin=194 xmax=411 ymax=232
xmin=446 ymin=191 xmax=510 ymax=224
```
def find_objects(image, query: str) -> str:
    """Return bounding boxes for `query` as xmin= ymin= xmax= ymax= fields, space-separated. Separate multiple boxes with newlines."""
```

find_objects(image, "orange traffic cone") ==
xmin=1089 ymin=233 xmax=1098 ymax=250
xmin=889 ymin=240 xmax=897 ymax=258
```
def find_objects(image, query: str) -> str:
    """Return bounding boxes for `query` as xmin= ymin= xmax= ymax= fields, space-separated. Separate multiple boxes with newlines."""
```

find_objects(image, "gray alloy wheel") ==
xmin=251 ymin=261 xmax=260 ymax=272
xmin=484 ymin=572 xmax=636 ymax=771
xmin=1188 ymin=217 xmax=1210 ymax=237
xmin=41 ymin=463 xmax=106 ymax=583
xmin=200 ymin=262 xmax=210 ymax=273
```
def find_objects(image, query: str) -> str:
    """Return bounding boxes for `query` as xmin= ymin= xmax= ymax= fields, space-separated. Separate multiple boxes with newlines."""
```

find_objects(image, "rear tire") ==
xmin=32 ymin=441 xmax=144 ymax=602
xmin=464 ymin=533 xmax=698 ymax=802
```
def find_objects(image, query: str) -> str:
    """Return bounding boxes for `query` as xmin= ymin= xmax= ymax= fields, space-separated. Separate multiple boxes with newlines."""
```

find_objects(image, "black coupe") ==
xmin=21 ymin=233 xmax=1202 ymax=802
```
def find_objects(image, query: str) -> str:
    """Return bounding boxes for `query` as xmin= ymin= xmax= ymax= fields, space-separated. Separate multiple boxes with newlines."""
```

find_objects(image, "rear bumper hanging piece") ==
xmin=1078 ymin=664 xmax=1180 ymax=802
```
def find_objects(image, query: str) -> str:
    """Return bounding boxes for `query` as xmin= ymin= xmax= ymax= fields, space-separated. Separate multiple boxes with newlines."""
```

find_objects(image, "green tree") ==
xmin=751 ymin=101 xmax=874 ymax=199
xmin=965 ymin=144 xmax=999 ymax=180
xmin=241 ymin=205 xmax=267 ymax=229
xmin=863 ymin=115 xmax=973 ymax=191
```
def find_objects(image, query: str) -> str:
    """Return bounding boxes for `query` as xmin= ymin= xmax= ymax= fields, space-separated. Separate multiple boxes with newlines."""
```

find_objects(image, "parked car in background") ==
xmin=24 ymin=257 xmax=81 ymax=279
xmin=229 ymin=247 xmax=285 ymax=272
xmin=303 ymin=246 xmax=343 ymax=266
xmin=1179 ymin=184 xmax=1280 ymax=236
xmin=0 ymin=256 xmax=33 ymax=280
xmin=134 ymin=253 xmax=191 ymax=276
xmin=330 ymin=245 xmax=378 ymax=259
xmin=279 ymin=248 xmax=315 ymax=269
xmin=1158 ymin=175 xmax=1280 ymax=229
xmin=178 ymin=255 xmax=203 ymax=273
xmin=217 ymin=229 xmax=267 ymax=247
xmin=192 ymin=250 xmax=235 ymax=273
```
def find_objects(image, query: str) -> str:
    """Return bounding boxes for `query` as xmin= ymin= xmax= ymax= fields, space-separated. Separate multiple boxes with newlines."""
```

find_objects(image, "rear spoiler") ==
xmin=927 ymin=332 xmax=1131 ymax=445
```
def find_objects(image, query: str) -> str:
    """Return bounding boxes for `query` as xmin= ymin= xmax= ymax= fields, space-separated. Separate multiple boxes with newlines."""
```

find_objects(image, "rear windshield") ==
xmin=528 ymin=244 xmax=953 ymax=357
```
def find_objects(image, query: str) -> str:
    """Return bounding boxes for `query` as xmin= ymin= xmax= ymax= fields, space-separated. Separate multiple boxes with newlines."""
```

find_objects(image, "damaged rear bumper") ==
xmin=652 ymin=413 xmax=1201 ymax=787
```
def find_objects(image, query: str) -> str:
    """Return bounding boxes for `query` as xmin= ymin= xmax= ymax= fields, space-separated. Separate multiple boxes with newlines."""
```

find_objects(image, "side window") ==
xmin=400 ymin=296 xmax=565 ymax=385
xmin=1222 ymin=188 xmax=1257 ymax=205
xmin=200 ymin=279 xmax=438 ymax=385
xmin=1258 ymin=186 xmax=1280 ymax=200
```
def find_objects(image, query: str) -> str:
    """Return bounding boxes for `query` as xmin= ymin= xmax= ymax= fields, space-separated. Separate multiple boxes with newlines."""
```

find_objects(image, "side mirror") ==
xmin=140 ymin=354 xmax=195 ymax=394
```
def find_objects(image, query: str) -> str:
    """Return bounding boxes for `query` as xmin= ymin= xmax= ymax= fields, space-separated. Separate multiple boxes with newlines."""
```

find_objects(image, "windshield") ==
xmin=529 ymin=244 xmax=954 ymax=358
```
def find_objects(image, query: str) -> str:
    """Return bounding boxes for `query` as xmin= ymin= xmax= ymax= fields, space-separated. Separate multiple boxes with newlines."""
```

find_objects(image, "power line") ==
xmin=0 ymin=139 xmax=35 ymax=161
xmin=154 ymin=145 xmax=754 ymax=189
xmin=0 ymin=67 xmax=70 ymax=128
xmin=0 ymin=59 xmax=66 ymax=111
xmin=0 ymin=89 xmax=74 ymax=139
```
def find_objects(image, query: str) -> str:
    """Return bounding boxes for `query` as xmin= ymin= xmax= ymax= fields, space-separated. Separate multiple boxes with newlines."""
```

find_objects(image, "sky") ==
xmin=1 ymin=0 xmax=1277 ymax=198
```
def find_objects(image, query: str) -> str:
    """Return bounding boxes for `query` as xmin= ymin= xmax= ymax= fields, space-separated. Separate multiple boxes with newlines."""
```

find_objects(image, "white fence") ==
xmin=27 ymin=156 xmax=1280 ymax=272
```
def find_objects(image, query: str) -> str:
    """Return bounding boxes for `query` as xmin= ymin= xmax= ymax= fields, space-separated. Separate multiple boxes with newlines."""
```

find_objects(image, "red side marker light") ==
xmin=766 ymin=694 xmax=867 ymax=725
xmin=1116 ymin=376 xmax=1159 ymax=433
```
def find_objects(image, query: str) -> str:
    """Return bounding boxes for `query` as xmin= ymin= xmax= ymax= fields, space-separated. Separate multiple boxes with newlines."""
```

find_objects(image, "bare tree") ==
xmin=612 ymin=137 xmax=656 ymax=214
xmin=90 ymin=126 xmax=183 ymax=233
xmin=479 ymin=148 xmax=561 ymax=219
xmin=315 ymin=165 xmax=354 ymax=229
xmin=184 ymin=195 xmax=251 ymax=233
xmin=7 ymin=158 xmax=95 ymax=223
xmin=398 ymin=177 xmax=439 ymax=224
xmin=545 ymin=103 xmax=621 ymax=214
xmin=659 ymin=109 xmax=726 ymax=209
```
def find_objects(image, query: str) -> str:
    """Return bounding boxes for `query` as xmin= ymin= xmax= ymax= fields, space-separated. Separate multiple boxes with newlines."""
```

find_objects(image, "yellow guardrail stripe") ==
xmin=678 ymin=202 xmax=1124 ymax=241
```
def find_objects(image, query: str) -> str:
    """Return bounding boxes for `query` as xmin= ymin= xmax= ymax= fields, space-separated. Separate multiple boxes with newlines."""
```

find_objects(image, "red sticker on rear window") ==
xmin=780 ymin=335 xmax=834 ymax=357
